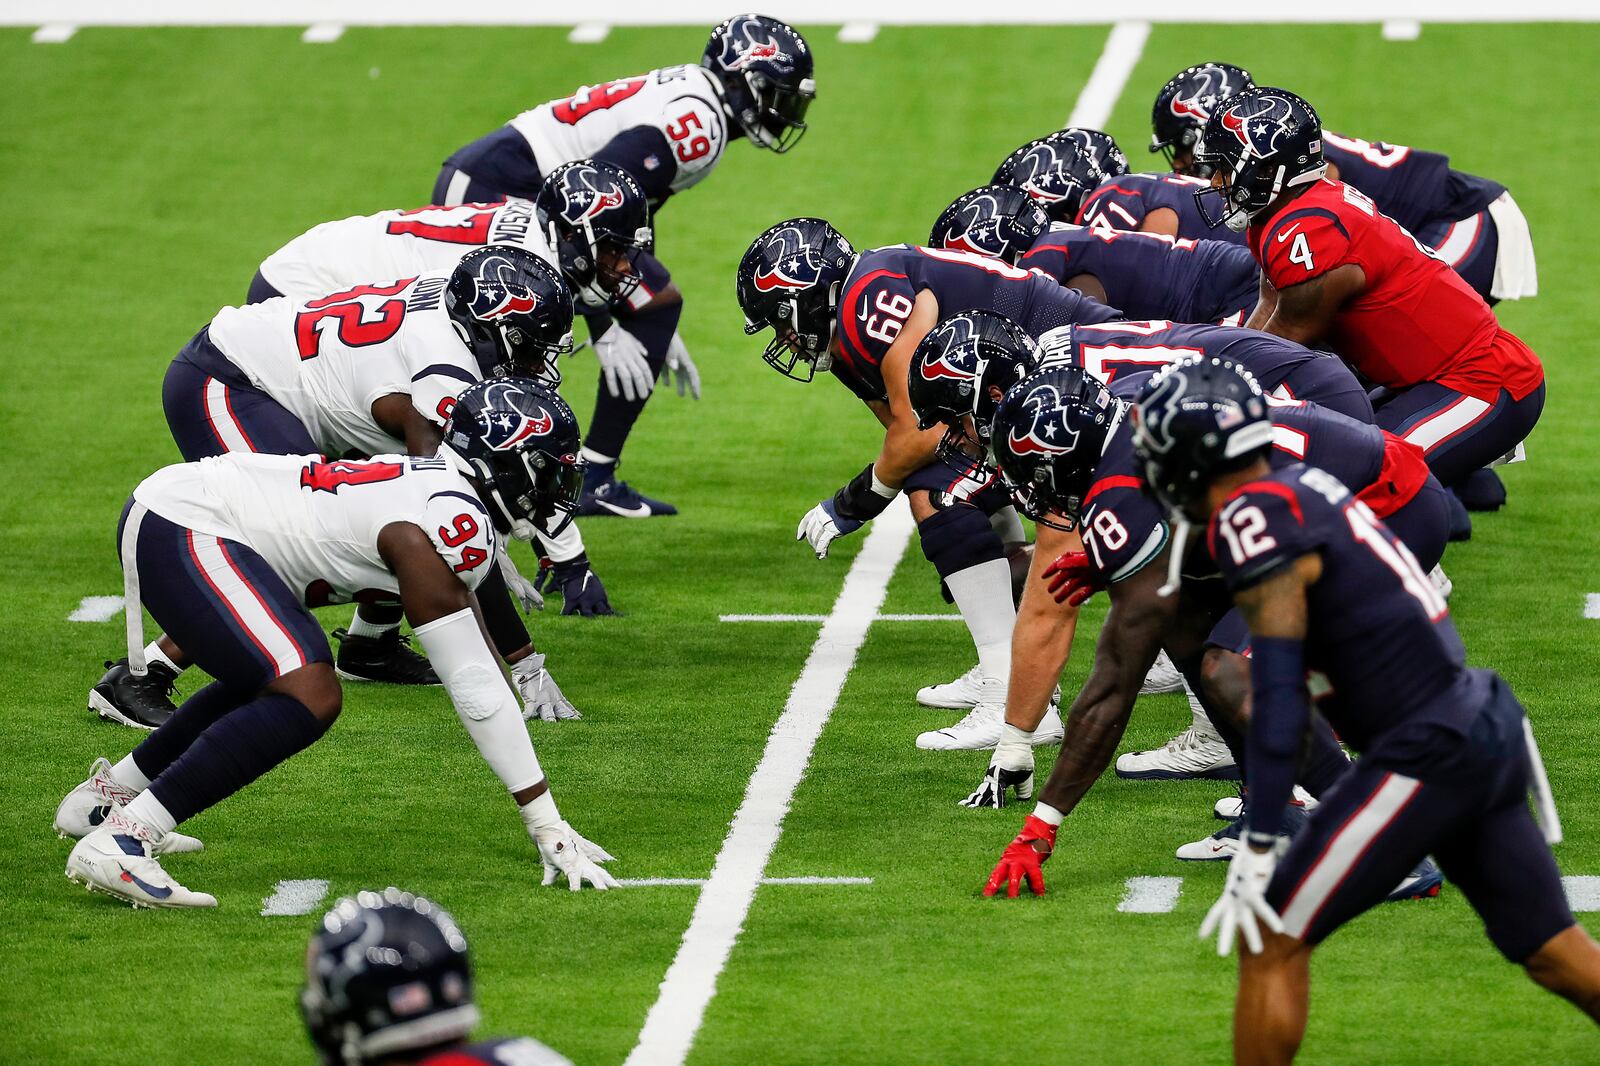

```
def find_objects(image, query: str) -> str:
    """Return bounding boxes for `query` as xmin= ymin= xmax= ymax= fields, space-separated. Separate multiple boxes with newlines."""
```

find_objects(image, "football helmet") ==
xmin=301 ymin=888 xmax=478 ymax=1066
xmin=736 ymin=217 xmax=856 ymax=381
xmin=443 ymin=377 xmax=584 ymax=540
xmin=1151 ymin=62 xmax=1255 ymax=174
xmin=534 ymin=160 xmax=653 ymax=306
xmin=928 ymin=185 xmax=1049 ymax=265
xmin=1058 ymin=127 xmax=1130 ymax=180
xmin=1130 ymin=357 xmax=1273 ymax=519
xmin=1193 ymin=86 xmax=1326 ymax=232
xmin=703 ymin=14 xmax=816 ymax=152
xmin=446 ymin=246 xmax=574 ymax=385
xmin=991 ymin=366 xmax=1119 ymax=531
xmin=908 ymin=310 xmax=1040 ymax=469
xmin=992 ymin=133 xmax=1103 ymax=223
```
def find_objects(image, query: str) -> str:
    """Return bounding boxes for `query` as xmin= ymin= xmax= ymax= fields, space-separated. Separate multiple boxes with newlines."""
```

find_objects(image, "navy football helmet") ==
xmin=443 ymin=377 xmax=584 ymax=539
xmin=1131 ymin=356 xmax=1273 ymax=519
xmin=704 ymin=15 xmax=815 ymax=152
xmin=1057 ymin=127 xmax=1130 ymax=180
xmin=1151 ymin=62 xmax=1255 ymax=174
xmin=929 ymin=185 xmax=1049 ymax=265
xmin=301 ymin=888 xmax=477 ymax=1066
xmin=534 ymin=160 xmax=652 ymax=306
xmin=736 ymin=217 xmax=856 ymax=381
xmin=908 ymin=310 xmax=1040 ymax=469
xmin=991 ymin=366 xmax=1119 ymax=531
xmin=446 ymin=247 xmax=574 ymax=385
xmin=1193 ymin=87 xmax=1326 ymax=232
xmin=992 ymin=134 xmax=1103 ymax=224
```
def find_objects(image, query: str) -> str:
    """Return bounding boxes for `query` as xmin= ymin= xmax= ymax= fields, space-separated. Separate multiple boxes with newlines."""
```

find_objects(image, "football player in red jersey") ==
xmin=1193 ymin=88 xmax=1544 ymax=514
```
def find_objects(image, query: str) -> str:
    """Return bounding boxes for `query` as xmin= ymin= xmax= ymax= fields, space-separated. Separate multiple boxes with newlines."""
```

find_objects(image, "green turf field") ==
xmin=2 ymin=20 xmax=1598 ymax=1064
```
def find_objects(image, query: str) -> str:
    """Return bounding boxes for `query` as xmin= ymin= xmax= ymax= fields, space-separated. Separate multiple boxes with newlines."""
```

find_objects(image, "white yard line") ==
xmin=1065 ymin=21 xmax=1150 ymax=129
xmin=1564 ymin=876 xmax=1600 ymax=912
xmin=301 ymin=22 xmax=344 ymax=42
xmin=1585 ymin=593 xmax=1600 ymax=619
xmin=568 ymin=22 xmax=610 ymax=44
xmin=32 ymin=22 xmax=76 ymax=42
xmin=261 ymin=878 xmax=331 ymax=916
xmin=720 ymin=612 xmax=961 ymax=623
xmin=1381 ymin=19 xmax=1422 ymax=40
xmin=623 ymin=499 xmax=915 ymax=1066
xmin=1117 ymin=875 xmax=1182 ymax=913
xmin=68 ymin=595 xmax=124 ymax=622
xmin=618 ymin=876 xmax=874 ymax=888
xmin=838 ymin=22 xmax=879 ymax=43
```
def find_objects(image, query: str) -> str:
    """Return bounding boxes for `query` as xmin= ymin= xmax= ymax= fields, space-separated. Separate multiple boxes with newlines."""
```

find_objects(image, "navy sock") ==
xmin=148 ymin=692 xmax=329 ymax=823
xmin=1299 ymin=714 xmax=1353 ymax=799
xmin=583 ymin=301 xmax=682 ymax=460
xmin=130 ymin=681 xmax=249 ymax=780
xmin=918 ymin=504 xmax=1004 ymax=578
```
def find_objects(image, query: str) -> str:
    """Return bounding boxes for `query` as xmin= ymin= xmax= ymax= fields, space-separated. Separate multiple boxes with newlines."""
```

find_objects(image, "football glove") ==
xmin=497 ymin=552 xmax=545 ymax=614
xmin=1043 ymin=550 xmax=1105 ymax=606
xmin=796 ymin=499 xmax=862 ymax=559
xmin=536 ymin=553 xmax=614 ymax=617
xmin=960 ymin=725 xmax=1036 ymax=809
xmin=532 ymin=823 xmax=619 ymax=891
xmin=594 ymin=323 xmax=654 ymax=402
xmin=512 ymin=652 xmax=581 ymax=722
xmin=660 ymin=331 xmax=702 ymax=399
xmin=983 ymin=814 xmax=1058 ymax=898
xmin=1199 ymin=839 xmax=1286 ymax=956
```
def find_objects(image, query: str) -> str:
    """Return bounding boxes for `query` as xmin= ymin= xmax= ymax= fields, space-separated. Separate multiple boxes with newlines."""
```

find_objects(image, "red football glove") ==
xmin=982 ymin=814 xmax=1059 ymax=898
xmin=1043 ymin=550 xmax=1105 ymax=607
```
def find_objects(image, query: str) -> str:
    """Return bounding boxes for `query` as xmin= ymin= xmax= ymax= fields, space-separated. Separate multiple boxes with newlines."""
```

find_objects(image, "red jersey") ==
xmin=1249 ymin=179 xmax=1541 ymax=402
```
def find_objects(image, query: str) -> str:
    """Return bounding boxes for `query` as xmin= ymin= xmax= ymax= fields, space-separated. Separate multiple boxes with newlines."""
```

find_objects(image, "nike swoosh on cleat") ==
xmin=118 ymin=865 xmax=173 ymax=900
xmin=596 ymin=499 xmax=652 ymax=518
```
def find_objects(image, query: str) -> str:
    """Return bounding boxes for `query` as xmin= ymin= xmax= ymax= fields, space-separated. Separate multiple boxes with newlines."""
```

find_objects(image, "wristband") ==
xmin=519 ymin=790 xmax=561 ymax=834
xmin=584 ymin=309 xmax=615 ymax=341
xmin=832 ymin=463 xmax=898 ymax=523
xmin=1030 ymin=802 xmax=1065 ymax=827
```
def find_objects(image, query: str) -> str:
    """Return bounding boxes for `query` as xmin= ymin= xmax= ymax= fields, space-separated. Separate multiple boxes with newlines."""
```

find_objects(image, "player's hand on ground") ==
xmin=498 ymin=552 xmax=545 ymax=613
xmin=1043 ymin=550 xmax=1105 ymax=606
xmin=982 ymin=814 xmax=1058 ymax=898
xmin=1199 ymin=841 xmax=1285 ymax=956
xmin=660 ymin=331 xmax=702 ymax=399
xmin=960 ymin=757 xmax=1035 ymax=809
xmin=536 ymin=554 xmax=614 ymax=617
xmin=534 ymin=822 xmax=619 ymax=891
xmin=513 ymin=653 xmax=582 ymax=722
xmin=594 ymin=324 xmax=655 ymax=402
xmin=796 ymin=500 xmax=862 ymax=559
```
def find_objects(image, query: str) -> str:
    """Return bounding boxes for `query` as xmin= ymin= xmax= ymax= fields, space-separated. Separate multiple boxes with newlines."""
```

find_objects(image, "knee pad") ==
xmin=918 ymin=504 xmax=1004 ymax=579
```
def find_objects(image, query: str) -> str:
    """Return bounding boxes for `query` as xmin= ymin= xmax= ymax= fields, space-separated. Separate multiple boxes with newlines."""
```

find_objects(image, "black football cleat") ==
xmin=88 ymin=658 xmax=179 ymax=731
xmin=333 ymin=628 xmax=441 ymax=686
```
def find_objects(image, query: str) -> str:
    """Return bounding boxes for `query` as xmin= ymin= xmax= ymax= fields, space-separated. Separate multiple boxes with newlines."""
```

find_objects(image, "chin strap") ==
xmin=1158 ymin=516 xmax=1191 ymax=598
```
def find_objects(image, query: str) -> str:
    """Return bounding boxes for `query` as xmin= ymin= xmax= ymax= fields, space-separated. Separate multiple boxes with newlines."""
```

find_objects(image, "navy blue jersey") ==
xmin=1209 ymin=464 xmax=1481 ymax=750
xmin=1020 ymin=226 xmax=1258 ymax=324
xmin=831 ymin=245 xmax=1120 ymax=404
xmin=1322 ymin=132 xmax=1506 ymax=234
xmin=421 ymin=1036 xmax=571 ymax=1065
xmin=1078 ymin=172 xmax=1248 ymax=246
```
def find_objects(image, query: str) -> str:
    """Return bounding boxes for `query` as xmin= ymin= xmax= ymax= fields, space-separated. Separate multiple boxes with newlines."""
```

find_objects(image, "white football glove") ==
xmin=1199 ymin=839 xmax=1286 ymax=956
xmin=535 ymin=822 xmax=619 ymax=891
xmin=512 ymin=652 xmax=581 ymax=722
xmin=959 ymin=724 xmax=1035 ymax=809
xmin=795 ymin=500 xmax=861 ymax=560
xmin=659 ymin=331 xmax=702 ymax=399
xmin=497 ymin=552 xmax=545 ymax=614
xmin=593 ymin=324 xmax=654 ymax=402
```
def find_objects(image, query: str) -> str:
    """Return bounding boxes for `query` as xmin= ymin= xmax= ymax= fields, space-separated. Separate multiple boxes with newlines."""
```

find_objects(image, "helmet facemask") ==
xmin=738 ymin=70 xmax=815 ymax=153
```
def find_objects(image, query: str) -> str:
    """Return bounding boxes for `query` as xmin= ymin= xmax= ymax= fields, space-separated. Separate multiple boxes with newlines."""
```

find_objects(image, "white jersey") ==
xmin=258 ymin=198 xmax=555 ymax=301
xmin=208 ymin=272 xmax=478 ymax=457
xmin=510 ymin=65 xmax=729 ymax=196
xmin=133 ymin=452 xmax=497 ymax=605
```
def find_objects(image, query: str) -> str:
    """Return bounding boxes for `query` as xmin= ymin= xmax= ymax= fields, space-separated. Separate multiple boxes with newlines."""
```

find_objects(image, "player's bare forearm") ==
xmin=873 ymin=297 xmax=944 ymax=486
xmin=1064 ymin=272 xmax=1109 ymax=306
xmin=1234 ymin=554 xmax=1321 ymax=639
xmin=1259 ymin=264 xmax=1365 ymax=347
xmin=371 ymin=393 xmax=444 ymax=457
xmin=873 ymin=417 xmax=942 ymax=487
xmin=1139 ymin=207 xmax=1181 ymax=238
xmin=1005 ymin=526 xmax=1082 ymax=732
xmin=1245 ymin=274 xmax=1278 ymax=331
xmin=1037 ymin=555 xmax=1175 ymax=817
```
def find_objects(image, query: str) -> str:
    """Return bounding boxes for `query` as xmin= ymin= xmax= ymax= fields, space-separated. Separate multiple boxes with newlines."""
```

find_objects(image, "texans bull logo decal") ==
xmin=470 ymin=255 xmax=540 ymax=320
xmin=479 ymin=382 xmax=555 ymax=450
xmin=728 ymin=36 xmax=788 ymax=71
xmin=942 ymin=194 xmax=1008 ymax=257
xmin=919 ymin=321 xmax=981 ymax=383
xmin=1007 ymin=384 xmax=1082 ymax=456
xmin=1219 ymin=94 xmax=1300 ymax=158
xmin=1169 ymin=66 xmax=1239 ymax=123
xmin=753 ymin=226 xmax=819 ymax=292
xmin=577 ymin=186 xmax=624 ymax=222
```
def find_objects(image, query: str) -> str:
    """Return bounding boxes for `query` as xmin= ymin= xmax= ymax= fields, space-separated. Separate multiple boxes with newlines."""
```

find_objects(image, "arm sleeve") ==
xmin=1245 ymin=636 xmax=1309 ymax=840
xmin=413 ymin=607 xmax=544 ymax=794
xmin=1258 ymin=208 xmax=1352 ymax=287
xmin=591 ymin=125 xmax=679 ymax=204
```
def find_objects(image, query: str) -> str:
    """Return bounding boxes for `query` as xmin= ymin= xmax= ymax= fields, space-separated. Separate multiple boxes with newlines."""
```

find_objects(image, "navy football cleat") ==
xmin=1386 ymin=858 xmax=1445 ymax=901
xmin=578 ymin=467 xmax=677 ymax=518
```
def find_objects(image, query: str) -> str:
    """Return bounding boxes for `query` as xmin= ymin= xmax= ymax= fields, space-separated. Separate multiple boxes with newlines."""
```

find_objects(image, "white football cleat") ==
xmin=1115 ymin=725 xmax=1239 ymax=780
xmin=1429 ymin=564 xmax=1453 ymax=599
xmin=1140 ymin=650 xmax=1186 ymax=695
xmin=53 ymin=758 xmax=202 ymax=855
xmin=916 ymin=703 xmax=1063 ymax=751
xmin=66 ymin=812 xmax=216 ymax=909
xmin=1213 ymin=786 xmax=1318 ymax=821
xmin=916 ymin=665 xmax=1058 ymax=710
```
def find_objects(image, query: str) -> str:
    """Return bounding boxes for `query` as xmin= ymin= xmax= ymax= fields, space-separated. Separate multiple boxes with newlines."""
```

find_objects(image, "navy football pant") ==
xmin=433 ymin=164 xmax=516 ymax=207
xmin=582 ymin=253 xmax=682 ymax=461
xmin=1418 ymin=207 xmax=1499 ymax=304
xmin=163 ymin=328 xmax=317 ymax=461
xmin=1266 ymin=673 xmax=1573 ymax=962
xmin=1373 ymin=382 xmax=1545 ymax=488
xmin=1278 ymin=358 xmax=1375 ymax=424
xmin=246 ymin=270 xmax=284 ymax=305
xmin=434 ymin=125 xmax=545 ymax=203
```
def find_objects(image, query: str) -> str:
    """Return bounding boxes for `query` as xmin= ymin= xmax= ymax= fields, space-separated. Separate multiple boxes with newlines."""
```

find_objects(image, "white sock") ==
xmin=1182 ymin=679 xmax=1220 ymax=740
xmin=579 ymin=446 xmax=616 ymax=466
xmin=110 ymin=754 xmax=151 ymax=793
xmin=122 ymin=790 xmax=176 ymax=837
xmin=346 ymin=607 xmax=400 ymax=640
xmin=944 ymin=558 xmax=1016 ymax=682
xmin=144 ymin=641 xmax=183 ymax=674
xmin=989 ymin=506 xmax=1026 ymax=548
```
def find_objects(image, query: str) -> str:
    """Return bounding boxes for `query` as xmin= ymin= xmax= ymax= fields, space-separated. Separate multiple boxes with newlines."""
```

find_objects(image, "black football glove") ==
xmin=535 ymin=554 xmax=615 ymax=617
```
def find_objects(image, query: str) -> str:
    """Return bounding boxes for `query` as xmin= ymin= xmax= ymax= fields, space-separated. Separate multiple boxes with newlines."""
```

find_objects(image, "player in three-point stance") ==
xmin=55 ymin=379 xmax=617 ymax=908
xmin=1125 ymin=357 xmax=1600 ymax=1063
xmin=736 ymin=218 xmax=1120 ymax=745
xmin=301 ymin=887 xmax=574 ymax=1065
xmin=436 ymin=15 xmax=816 ymax=517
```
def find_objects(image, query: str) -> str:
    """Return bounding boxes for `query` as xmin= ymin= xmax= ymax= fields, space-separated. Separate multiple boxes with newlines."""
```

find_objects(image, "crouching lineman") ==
xmin=302 ymin=888 xmax=573 ymax=1065
xmin=55 ymin=379 xmax=617 ymax=907
xmin=736 ymin=218 xmax=1121 ymax=741
xmin=89 ymin=247 xmax=580 ymax=730
xmin=1127 ymin=360 xmax=1600 ymax=1060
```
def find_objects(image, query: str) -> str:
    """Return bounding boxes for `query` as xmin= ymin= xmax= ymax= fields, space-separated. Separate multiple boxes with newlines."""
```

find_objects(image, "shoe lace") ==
xmin=130 ymin=665 xmax=178 ymax=698
xmin=92 ymin=767 xmax=137 ymax=807
xmin=1161 ymin=725 xmax=1216 ymax=753
xmin=947 ymin=702 xmax=1002 ymax=733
